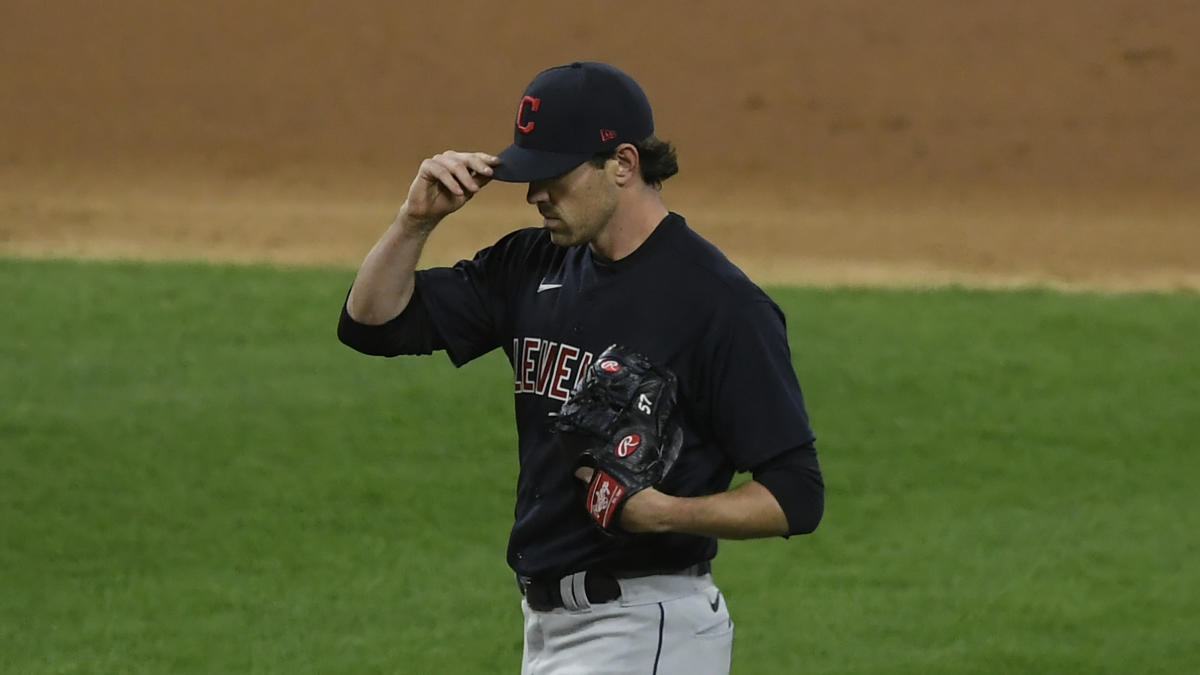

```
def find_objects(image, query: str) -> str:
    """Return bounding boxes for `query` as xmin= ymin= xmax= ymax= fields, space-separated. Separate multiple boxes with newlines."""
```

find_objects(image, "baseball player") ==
xmin=338 ymin=61 xmax=824 ymax=674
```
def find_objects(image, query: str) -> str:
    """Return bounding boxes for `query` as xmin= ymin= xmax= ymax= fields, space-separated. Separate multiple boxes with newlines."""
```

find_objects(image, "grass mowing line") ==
xmin=2 ymin=258 xmax=1197 ymax=674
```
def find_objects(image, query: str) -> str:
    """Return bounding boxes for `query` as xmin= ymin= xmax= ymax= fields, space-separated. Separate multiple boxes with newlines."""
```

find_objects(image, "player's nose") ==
xmin=526 ymin=180 xmax=550 ymax=204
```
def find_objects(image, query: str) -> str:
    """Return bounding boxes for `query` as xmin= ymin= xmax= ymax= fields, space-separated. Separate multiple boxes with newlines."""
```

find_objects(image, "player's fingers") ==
xmin=574 ymin=466 xmax=594 ymax=483
xmin=428 ymin=151 xmax=486 ymax=193
xmin=420 ymin=158 xmax=465 ymax=196
xmin=444 ymin=156 xmax=485 ymax=193
xmin=443 ymin=151 xmax=500 ymax=185
xmin=464 ymin=152 xmax=500 ymax=177
xmin=470 ymin=172 xmax=494 ymax=192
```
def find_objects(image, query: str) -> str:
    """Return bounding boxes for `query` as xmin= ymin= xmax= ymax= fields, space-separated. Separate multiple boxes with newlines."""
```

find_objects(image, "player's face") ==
xmin=526 ymin=161 xmax=619 ymax=248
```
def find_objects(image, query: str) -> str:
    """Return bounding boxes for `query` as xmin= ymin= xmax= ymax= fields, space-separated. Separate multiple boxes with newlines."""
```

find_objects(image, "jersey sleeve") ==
xmin=337 ymin=285 xmax=446 ymax=357
xmin=751 ymin=439 xmax=824 ymax=535
xmin=707 ymin=298 xmax=817 ymax=471
xmin=413 ymin=229 xmax=531 ymax=367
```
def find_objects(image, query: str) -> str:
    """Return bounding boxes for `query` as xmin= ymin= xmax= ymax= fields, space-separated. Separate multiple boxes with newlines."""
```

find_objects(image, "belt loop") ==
xmin=559 ymin=571 xmax=591 ymax=612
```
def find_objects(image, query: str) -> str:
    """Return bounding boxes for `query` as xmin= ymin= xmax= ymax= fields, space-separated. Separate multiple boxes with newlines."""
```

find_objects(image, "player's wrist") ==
xmin=620 ymin=488 xmax=678 ymax=534
xmin=393 ymin=203 xmax=442 ymax=235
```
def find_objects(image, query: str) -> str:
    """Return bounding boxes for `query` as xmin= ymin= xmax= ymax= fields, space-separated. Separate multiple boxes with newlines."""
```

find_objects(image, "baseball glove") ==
xmin=552 ymin=344 xmax=684 ymax=532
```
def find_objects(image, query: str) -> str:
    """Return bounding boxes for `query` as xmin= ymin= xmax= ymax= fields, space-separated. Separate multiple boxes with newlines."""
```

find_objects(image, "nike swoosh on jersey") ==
xmin=537 ymin=283 xmax=564 ymax=293
xmin=709 ymin=591 xmax=722 ymax=612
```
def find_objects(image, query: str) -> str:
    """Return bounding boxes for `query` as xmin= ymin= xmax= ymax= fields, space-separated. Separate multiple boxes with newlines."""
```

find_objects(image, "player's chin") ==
xmin=545 ymin=227 xmax=579 ymax=247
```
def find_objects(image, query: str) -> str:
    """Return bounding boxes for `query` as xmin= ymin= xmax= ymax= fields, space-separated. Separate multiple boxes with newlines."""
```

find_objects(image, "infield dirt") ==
xmin=2 ymin=1 xmax=1197 ymax=289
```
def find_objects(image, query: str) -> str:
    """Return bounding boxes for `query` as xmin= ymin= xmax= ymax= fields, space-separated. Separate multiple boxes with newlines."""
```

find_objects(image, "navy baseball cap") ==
xmin=491 ymin=62 xmax=655 ymax=183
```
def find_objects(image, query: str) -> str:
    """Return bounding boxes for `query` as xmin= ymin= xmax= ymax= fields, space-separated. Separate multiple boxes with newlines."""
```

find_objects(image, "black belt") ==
xmin=518 ymin=561 xmax=711 ymax=612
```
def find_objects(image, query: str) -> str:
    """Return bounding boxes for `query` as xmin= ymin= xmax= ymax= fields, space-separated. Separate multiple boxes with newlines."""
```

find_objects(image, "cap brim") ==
xmin=491 ymin=144 xmax=592 ymax=183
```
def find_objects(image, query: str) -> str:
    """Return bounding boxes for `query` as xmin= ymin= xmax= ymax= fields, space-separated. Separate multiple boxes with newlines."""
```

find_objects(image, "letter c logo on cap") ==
xmin=516 ymin=96 xmax=541 ymax=134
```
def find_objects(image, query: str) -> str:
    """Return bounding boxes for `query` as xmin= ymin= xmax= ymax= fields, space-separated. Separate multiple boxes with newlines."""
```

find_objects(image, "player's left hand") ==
xmin=552 ymin=344 xmax=684 ymax=534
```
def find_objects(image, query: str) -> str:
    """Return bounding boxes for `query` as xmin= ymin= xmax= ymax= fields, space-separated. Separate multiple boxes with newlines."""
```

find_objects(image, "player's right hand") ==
xmin=398 ymin=151 xmax=499 ymax=231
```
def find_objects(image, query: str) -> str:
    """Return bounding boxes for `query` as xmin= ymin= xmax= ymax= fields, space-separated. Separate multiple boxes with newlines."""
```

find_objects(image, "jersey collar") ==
xmin=588 ymin=212 xmax=686 ymax=274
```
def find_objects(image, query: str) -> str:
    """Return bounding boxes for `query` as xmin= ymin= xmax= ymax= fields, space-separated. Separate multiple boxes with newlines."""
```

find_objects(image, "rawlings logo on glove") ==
xmin=615 ymin=433 xmax=641 ymax=457
xmin=552 ymin=344 xmax=684 ymax=533
xmin=586 ymin=472 xmax=625 ymax=528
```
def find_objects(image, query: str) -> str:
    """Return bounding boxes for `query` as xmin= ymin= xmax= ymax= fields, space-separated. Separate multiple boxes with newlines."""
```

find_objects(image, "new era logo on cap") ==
xmin=492 ymin=62 xmax=655 ymax=183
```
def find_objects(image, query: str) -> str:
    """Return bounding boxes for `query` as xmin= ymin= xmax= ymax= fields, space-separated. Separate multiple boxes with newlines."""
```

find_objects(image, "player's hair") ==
xmin=590 ymin=135 xmax=679 ymax=189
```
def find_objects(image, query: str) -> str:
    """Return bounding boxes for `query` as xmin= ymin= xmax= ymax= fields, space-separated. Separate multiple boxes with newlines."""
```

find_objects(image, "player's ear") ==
xmin=610 ymin=143 xmax=640 ymax=187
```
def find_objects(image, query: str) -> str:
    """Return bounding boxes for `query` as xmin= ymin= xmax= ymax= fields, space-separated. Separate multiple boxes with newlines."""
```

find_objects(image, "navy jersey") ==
xmin=399 ymin=213 xmax=815 ymax=578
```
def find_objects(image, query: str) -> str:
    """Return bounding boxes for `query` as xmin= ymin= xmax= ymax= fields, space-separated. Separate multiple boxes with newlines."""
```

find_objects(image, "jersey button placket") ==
xmin=570 ymin=287 xmax=596 ymax=337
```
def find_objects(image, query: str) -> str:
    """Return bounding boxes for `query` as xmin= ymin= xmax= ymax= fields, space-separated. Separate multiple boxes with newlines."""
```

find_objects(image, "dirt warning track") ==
xmin=3 ymin=1 xmax=1198 ymax=290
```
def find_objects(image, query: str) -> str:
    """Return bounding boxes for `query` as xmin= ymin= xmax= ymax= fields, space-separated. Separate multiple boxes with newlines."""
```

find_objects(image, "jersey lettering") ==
xmin=550 ymin=345 xmax=580 ymax=400
xmin=517 ymin=338 xmax=541 ymax=394
xmin=513 ymin=337 xmax=594 ymax=403
xmin=512 ymin=338 xmax=521 ymax=392
xmin=574 ymin=352 xmax=594 ymax=391
xmin=534 ymin=341 xmax=560 ymax=396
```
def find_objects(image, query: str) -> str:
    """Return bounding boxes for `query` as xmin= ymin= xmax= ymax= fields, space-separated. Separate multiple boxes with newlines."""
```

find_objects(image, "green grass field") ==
xmin=2 ymin=257 xmax=1197 ymax=674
